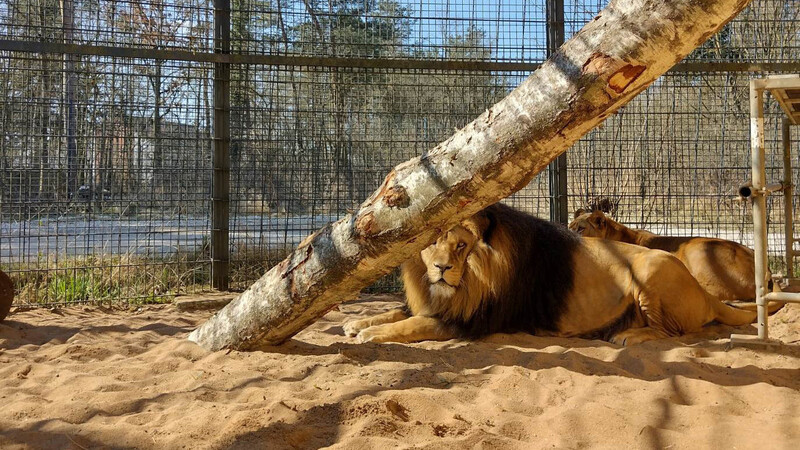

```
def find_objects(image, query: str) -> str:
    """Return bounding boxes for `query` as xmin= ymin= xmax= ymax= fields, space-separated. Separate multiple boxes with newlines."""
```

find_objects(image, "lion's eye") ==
xmin=457 ymin=242 xmax=466 ymax=249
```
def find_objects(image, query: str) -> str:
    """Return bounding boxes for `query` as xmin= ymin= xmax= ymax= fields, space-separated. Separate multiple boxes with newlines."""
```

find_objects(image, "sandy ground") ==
xmin=1 ymin=294 xmax=799 ymax=450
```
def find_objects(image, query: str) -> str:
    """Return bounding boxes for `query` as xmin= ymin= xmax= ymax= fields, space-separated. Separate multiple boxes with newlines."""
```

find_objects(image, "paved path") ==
xmin=0 ymin=214 xmax=338 ymax=262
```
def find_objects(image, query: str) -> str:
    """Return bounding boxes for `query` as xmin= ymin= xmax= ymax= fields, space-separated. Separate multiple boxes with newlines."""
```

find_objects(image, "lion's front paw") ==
xmin=608 ymin=334 xmax=627 ymax=346
xmin=355 ymin=325 xmax=393 ymax=344
xmin=609 ymin=327 xmax=666 ymax=346
xmin=343 ymin=319 xmax=370 ymax=337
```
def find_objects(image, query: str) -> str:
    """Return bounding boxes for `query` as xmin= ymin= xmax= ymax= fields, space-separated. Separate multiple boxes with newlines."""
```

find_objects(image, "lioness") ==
xmin=344 ymin=204 xmax=770 ymax=345
xmin=569 ymin=209 xmax=762 ymax=301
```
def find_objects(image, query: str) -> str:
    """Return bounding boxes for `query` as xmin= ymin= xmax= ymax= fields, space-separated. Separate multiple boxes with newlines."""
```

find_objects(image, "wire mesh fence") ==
xmin=566 ymin=72 xmax=799 ymax=273
xmin=0 ymin=50 xmax=214 ymax=305
xmin=0 ymin=0 xmax=798 ymax=306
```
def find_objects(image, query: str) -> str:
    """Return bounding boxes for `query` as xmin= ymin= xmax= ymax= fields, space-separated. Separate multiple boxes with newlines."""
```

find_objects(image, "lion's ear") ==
xmin=590 ymin=211 xmax=606 ymax=228
xmin=462 ymin=211 xmax=494 ymax=242
xmin=573 ymin=208 xmax=586 ymax=219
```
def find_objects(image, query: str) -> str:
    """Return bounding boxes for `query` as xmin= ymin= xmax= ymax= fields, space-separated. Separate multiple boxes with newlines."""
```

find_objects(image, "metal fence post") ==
xmin=749 ymin=80 xmax=768 ymax=340
xmin=547 ymin=0 xmax=568 ymax=224
xmin=212 ymin=0 xmax=231 ymax=290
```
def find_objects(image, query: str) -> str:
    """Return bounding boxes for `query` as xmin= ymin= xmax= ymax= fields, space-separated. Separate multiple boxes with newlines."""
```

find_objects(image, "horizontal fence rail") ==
xmin=3 ymin=40 xmax=800 ymax=73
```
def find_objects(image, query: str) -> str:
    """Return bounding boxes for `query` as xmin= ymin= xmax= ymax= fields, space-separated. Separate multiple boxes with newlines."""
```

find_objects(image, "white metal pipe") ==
xmin=783 ymin=119 xmax=794 ymax=279
xmin=761 ymin=75 xmax=800 ymax=90
xmin=765 ymin=182 xmax=786 ymax=194
xmin=750 ymin=81 xmax=769 ymax=340
xmin=764 ymin=291 xmax=800 ymax=303
xmin=738 ymin=181 xmax=753 ymax=198
xmin=738 ymin=181 xmax=785 ymax=199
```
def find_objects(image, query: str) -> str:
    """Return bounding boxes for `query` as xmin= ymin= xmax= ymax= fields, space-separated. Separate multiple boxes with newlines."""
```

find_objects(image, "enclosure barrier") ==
xmin=0 ymin=0 xmax=798 ymax=306
xmin=731 ymin=74 xmax=800 ymax=346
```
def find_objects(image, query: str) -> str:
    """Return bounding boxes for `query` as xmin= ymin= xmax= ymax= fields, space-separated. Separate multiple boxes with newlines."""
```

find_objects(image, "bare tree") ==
xmin=61 ymin=0 xmax=78 ymax=200
xmin=114 ymin=1 xmax=192 ymax=196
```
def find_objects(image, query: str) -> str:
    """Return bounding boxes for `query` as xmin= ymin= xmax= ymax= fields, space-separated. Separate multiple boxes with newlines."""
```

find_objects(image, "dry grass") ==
xmin=9 ymin=253 xmax=207 ymax=306
xmin=7 ymin=245 xmax=292 ymax=307
xmin=5 ymin=239 xmax=403 ymax=308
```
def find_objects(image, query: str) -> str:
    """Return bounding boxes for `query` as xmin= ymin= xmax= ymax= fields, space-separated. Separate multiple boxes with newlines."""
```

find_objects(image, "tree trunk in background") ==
xmin=189 ymin=0 xmax=754 ymax=351
xmin=38 ymin=12 xmax=52 ymax=200
xmin=61 ymin=0 xmax=78 ymax=201
xmin=151 ymin=63 xmax=163 ymax=196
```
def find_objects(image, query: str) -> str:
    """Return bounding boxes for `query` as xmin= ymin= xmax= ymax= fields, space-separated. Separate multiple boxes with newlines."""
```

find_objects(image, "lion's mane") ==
xmin=401 ymin=203 xmax=581 ymax=337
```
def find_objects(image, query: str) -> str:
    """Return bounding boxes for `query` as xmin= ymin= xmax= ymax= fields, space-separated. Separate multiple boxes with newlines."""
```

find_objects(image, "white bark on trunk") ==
xmin=189 ymin=0 xmax=753 ymax=350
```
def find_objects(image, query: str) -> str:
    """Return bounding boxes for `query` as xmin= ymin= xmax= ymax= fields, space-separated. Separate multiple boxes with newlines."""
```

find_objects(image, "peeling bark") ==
xmin=189 ymin=0 xmax=753 ymax=351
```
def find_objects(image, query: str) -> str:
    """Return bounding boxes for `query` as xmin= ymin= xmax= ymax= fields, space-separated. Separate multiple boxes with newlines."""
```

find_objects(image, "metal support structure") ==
xmin=732 ymin=75 xmax=800 ymax=347
xmin=749 ymin=82 xmax=770 ymax=340
xmin=211 ymin=0 xmax=231 ymax=290
xmin=546 ymin=0 xmax=568 ymax=224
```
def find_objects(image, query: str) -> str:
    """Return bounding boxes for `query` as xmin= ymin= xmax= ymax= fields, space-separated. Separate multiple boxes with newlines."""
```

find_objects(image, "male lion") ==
xmin=344 ymin=204 xmax=770 ymax=345
xmin=569 ymin=209 xmax=764 ymax=301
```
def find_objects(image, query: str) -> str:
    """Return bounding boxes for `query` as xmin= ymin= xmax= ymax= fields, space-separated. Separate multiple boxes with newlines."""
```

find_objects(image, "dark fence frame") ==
xmin=1 ymin=0 xmax=798 ymax=304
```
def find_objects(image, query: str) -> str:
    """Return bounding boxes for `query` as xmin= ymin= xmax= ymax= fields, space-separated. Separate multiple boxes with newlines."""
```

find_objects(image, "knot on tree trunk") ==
xmin=582 ymin=52 xmax=646 ymax=96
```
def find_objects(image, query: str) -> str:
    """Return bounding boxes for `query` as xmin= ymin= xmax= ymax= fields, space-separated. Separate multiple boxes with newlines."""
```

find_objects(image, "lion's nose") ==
xmin=434 ymin=263 xmax=453 ymax=273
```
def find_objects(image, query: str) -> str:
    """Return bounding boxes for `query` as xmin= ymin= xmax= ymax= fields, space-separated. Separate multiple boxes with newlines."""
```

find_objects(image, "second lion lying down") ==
xmin=568 ymin=209 xmax=765 ymax=301
xmin=344 ymin=203 xmax=769 ymax=345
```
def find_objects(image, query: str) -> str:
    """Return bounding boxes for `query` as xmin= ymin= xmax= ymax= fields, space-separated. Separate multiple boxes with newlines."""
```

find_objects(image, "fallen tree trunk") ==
xmin=189 ymin=0 xmax=753 ymax=351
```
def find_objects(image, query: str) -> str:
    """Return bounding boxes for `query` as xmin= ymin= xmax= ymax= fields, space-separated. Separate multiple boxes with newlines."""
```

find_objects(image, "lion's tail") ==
xmin=711 ymin=298 xmax=784 ymax=326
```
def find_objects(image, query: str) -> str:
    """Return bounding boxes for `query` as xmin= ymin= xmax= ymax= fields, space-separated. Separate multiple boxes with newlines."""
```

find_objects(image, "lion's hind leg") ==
xmin=343 ymin=309 xmax=408 ymax=337
xmin=609 ymin=327 xmax=670 ymax=346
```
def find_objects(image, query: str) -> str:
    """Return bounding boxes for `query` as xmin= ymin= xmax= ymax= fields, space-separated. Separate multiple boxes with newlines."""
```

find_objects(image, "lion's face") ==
xmin=420 ymin=225 xmax=479 ymax=294
xmin=568 ymin=210 xmax=608 ymax=237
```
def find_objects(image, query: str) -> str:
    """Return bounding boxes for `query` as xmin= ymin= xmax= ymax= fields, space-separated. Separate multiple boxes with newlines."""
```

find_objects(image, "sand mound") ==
xmin=1 ymin=294 xmax=799 ymax=449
